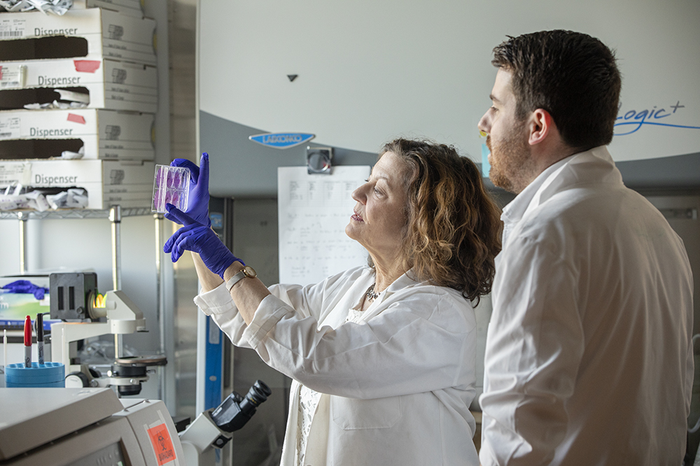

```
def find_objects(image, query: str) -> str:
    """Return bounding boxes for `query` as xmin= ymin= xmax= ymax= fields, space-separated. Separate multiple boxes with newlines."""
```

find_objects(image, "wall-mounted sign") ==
xmin=249 ymin=132 xmax=315 ymax=149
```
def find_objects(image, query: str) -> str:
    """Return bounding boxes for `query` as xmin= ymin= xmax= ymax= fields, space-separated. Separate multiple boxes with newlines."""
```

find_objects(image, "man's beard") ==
xmin=487 ymin=125 xmax=533 ymax=194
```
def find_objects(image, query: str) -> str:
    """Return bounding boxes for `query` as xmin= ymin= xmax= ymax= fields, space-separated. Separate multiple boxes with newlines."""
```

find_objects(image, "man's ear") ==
xmin=528 ymin=108 xmax=554 ymax=146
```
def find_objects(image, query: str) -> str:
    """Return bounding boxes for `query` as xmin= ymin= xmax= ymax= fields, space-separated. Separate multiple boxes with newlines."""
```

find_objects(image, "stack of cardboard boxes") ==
xmin=0 ymin=1 xmax=157 ymax=210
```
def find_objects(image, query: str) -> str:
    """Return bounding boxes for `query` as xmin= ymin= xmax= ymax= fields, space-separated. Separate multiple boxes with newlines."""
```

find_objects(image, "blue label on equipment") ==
xmin=210 ymin=212 xmax=223 ymax=229
xmin=249 ymin=132 xmax=315 ymax=149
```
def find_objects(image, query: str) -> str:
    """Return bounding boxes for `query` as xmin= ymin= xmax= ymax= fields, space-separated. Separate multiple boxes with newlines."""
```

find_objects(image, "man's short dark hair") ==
xmin=492 ymin=30 xmax=621 ymax=151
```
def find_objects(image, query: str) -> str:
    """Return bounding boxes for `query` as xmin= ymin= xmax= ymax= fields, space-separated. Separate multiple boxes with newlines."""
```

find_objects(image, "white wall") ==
xmin=199 ymin=0 xmax=700 ymax=162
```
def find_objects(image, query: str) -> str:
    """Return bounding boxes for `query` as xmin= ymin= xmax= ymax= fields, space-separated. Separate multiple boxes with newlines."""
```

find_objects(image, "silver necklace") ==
xmin=365 ymin=284 xmax=380 ymax=302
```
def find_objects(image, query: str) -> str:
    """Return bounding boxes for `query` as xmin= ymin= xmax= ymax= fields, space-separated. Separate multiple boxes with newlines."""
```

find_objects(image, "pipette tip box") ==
xmin=5 ymin=362 xmax=65 ymax=388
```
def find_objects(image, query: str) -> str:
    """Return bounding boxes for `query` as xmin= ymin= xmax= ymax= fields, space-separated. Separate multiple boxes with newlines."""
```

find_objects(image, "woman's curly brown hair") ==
xmin=379 ymin=138 xmax=502 ymax=304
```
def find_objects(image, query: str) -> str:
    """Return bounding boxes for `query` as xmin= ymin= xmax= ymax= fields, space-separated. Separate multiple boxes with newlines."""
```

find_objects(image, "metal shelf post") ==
xmin=17 ymin=212 xmax=28 ymax=274
xmin=109 ymin=205 xmax=122 ymax=359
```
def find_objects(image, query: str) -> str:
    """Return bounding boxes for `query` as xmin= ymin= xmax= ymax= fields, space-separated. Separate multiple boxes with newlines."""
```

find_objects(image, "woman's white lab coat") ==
xmin=194 ymin=265 xmax=480 ymax=466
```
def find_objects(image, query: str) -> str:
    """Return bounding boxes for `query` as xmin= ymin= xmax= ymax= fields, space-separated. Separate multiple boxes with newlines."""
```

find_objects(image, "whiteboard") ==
xmin=199 ymin=0 xmax=700 ymax=163
xmin=278 ymin=166 xmax=370 ymax=285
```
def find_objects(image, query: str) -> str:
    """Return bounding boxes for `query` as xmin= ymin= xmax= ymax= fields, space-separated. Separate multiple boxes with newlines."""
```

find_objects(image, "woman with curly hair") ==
xmin=164 ymin=138 xmax=502 ymax=466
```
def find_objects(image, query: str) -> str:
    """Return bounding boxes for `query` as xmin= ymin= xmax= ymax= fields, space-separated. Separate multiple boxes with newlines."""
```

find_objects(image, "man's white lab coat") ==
xmin=480 ymin=146 xmax=694 ymax=465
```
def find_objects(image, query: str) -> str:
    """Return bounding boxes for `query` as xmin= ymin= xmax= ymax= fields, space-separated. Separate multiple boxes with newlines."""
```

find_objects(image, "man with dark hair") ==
xmin=478 ymin=30 xmax=694 ymax=465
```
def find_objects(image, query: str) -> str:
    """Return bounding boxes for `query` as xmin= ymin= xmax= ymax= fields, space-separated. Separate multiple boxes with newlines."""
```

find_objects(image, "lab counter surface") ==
xmin=0 ymin=387 xmax=185 ymax=466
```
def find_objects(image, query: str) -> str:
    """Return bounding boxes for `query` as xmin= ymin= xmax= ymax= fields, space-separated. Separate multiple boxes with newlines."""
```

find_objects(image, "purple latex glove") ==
xmin=2 ymin=280 xmax=49 ymax=300
xmin=164 ymin=205 xmax=243 ymax=278
xmin=168 ymin=152 xmax=211 ymax=227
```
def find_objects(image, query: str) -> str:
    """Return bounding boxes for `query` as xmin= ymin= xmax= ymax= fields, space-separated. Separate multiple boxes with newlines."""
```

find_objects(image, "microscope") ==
xmin=48 ymin=272 xmax=163 ymax=395
xmin=179 ymin=379 xmax=272 ymax=465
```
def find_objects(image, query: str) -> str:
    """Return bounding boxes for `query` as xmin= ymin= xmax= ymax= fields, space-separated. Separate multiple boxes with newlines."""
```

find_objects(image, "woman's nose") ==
xmin=351 ymin=185 xmax=366 ymax=204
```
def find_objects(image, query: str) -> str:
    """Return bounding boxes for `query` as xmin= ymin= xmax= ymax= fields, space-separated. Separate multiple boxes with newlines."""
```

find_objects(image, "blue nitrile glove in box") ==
xmin=169 ymin=152 xmax=211 ymax=227
xmin=164 ymin=205 xmax=243 ymax=278
xmin=1 ymin=280 xmax=49 ymax=300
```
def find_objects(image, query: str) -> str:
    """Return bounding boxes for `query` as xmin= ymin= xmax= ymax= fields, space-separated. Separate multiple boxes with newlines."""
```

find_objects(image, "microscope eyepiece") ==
xmin=211 ymin=380 xmax=271 ymax=433
xmin=245 ymin=380 xmax=272 ymax=407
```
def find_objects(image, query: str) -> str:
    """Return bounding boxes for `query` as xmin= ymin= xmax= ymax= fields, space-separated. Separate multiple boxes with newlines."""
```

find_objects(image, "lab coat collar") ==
xmin=501 ymin=155 xmax=572 ymax=226
xmin=500 ymin=145 xmax=621 ymax=242
xmin=347 ymin=268 xmax=422 ymax=320
xmin=359 ymin=267 xmax=422 ymax=298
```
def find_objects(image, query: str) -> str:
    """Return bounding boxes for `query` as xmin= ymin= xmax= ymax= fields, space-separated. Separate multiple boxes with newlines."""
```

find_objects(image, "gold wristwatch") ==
xmin=225 ymin=265 xmax=257 ymax=292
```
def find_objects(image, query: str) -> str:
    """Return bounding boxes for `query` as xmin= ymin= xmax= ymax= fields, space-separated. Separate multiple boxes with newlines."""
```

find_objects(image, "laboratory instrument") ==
xmin=0 ymin=387 xmax=183 ymax=466
xmin=179 ymin=379 xmax=271 ymax=465
xmin=0 ymin=380 xmax=271 ymax=466
xmin=49 ymin=272 xmax=164 ymax=395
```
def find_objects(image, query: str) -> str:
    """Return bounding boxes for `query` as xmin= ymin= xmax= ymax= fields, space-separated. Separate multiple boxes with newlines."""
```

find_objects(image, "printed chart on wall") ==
xmin=278 ymin=166 xmax=370 ymax=286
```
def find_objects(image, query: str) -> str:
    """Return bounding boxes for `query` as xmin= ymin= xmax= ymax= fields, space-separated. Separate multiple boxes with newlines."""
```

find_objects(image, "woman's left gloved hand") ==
xmin=164 ymin=204 xmax=243 ymax=278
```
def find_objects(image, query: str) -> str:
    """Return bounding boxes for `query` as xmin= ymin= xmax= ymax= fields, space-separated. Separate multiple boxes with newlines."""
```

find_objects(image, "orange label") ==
xmin=147 ymin=423 xmax=176 ymax=465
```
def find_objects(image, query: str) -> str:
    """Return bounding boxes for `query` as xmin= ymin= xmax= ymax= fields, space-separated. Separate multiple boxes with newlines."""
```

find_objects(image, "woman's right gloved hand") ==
xmin=170 ymin=152 xmax=211 ymax=227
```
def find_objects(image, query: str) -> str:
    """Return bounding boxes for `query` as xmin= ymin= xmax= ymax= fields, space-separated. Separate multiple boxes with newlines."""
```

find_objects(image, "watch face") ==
xmin=243 ymin=266 xmax=257 ymax=278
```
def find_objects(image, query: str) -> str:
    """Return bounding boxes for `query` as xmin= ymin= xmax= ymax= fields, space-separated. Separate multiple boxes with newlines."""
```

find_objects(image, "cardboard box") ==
xmin=77 ymin=0 xmax=146 ymax=20
xmin=0 ymin=58 xmax=157 ymax=113
xmin=80 ymin=182 xmax=152 ymax=209
xmin=0 ymin=159 xmax=155 ymax=210
xmin=0 ymin=8 xmax=156 ymax=66
xmin=0 ymin=108 xmax=155 ymax=160
xmin=0 ymin=159 xmax=156 ymax=188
